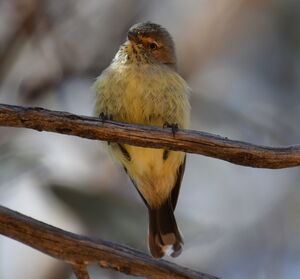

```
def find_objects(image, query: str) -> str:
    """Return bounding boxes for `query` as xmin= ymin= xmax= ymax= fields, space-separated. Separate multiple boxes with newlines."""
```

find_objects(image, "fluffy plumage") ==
xmin=93 ymin=22 xmax=190 ymax=258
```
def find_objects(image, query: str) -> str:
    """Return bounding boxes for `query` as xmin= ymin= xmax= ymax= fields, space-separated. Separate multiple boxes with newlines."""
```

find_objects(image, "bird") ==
xmin=93 ymin=21 xmax=190 ymax=258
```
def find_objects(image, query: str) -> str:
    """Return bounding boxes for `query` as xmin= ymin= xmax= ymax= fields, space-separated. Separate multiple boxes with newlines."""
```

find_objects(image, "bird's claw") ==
xmin=99 ymin=112 xmax=113 ymax=123
xmin=163 ymin=122 xmax=178 ymax=136
xmin=99 ymin=112 xmax=113 ymax=145
xmin=99 ymin=112 xmax=107 ymax=123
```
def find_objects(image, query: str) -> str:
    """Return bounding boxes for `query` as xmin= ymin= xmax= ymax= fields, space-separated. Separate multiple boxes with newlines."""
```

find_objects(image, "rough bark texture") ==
xmin=0 ymin=205 xmax=218 ymax=279
xmin=0 ymin=103 xmax=300 ymax=169
xmin=1 ymin=103 xmax=300 ymax=278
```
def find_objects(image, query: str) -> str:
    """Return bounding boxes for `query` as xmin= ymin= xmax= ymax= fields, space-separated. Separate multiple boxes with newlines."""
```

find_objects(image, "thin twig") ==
xmin=0 ymin=205 xmax=218 ymax=279
xmin=0 ymin=103 xmax=300 ymax=169
xmin=72 ymin=263 xmax=90 ymax=279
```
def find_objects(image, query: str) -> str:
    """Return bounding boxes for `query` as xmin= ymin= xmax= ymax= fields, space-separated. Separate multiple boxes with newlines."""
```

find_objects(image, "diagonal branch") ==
xmin=0 ymin=205 xmax=218 ymax=279
xmin=0 ymin=103 xmax=300 ymax=169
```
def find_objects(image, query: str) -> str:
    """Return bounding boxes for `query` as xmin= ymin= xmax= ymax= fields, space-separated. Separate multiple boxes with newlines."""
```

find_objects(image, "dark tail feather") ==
xmin=148 ymin=199 xmax=183 ymax=258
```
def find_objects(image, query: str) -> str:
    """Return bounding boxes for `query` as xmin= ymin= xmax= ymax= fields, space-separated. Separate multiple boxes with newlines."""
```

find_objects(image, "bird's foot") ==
xmin=163 ymin=122 xmax=178 ymax=137
xmin=99 ymin=112 xmax=113 ymax=145
xmin=99 ymin=112 xmax=113 ymax=123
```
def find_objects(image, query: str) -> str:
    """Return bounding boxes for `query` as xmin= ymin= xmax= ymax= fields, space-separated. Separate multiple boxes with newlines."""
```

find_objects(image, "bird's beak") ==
xmin=127 ymin=31 xmax=140 ymax=43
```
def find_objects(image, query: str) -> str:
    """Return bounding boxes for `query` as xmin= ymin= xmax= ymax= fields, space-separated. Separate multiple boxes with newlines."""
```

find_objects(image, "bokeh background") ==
xmin=0 ymin=0 xmax=300 ymax=278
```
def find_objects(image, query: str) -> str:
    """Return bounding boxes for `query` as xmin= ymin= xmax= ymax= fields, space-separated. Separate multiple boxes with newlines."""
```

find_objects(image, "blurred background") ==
xmin=0 ymin=0 xmax=299 ymax=278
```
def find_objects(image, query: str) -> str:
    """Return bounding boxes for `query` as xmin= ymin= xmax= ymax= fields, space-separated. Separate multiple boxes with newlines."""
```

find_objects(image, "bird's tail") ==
xmin=148 ymin=199 xmax=183 ymax=258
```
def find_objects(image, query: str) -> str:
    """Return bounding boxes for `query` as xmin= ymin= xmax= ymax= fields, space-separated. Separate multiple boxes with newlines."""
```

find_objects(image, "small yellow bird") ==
xmin=93 ymin=22 xmax=190 ymax=258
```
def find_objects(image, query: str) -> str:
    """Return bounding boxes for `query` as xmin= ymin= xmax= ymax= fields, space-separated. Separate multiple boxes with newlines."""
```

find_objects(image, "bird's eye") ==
xmin=149 ymin=43 xmax=158 ymax=50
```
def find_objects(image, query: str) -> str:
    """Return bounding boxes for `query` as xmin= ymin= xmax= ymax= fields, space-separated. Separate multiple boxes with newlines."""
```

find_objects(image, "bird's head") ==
xmin=124 ymin=22 xmax=177 ymax=69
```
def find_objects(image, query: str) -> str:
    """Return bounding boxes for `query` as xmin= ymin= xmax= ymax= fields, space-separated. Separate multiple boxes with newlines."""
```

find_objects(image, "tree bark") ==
xmin=0 ymin=103 xmax=300 ymax=169
xmin=0 ymin=205 xmax=218 ymax=279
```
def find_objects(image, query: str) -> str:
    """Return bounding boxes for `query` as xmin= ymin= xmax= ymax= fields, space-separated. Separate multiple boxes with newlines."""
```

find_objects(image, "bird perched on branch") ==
xmin=93 ymin=21 xmax=190 ymax=258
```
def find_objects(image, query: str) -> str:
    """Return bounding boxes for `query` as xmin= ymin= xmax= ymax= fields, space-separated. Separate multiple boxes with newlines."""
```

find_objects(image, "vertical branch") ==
xmin=72 ymin=263 xmax=90 ymax=279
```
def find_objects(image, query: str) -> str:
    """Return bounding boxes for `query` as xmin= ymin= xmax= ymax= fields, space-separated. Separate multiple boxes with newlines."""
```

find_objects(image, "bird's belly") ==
xmin=122 ymin=145 xmax=185 ymax=208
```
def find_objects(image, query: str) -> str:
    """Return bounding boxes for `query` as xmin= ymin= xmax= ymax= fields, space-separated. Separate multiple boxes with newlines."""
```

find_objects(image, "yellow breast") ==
xmin=93 ymin=62 xmax=190 ymax=128
xmin=93 ymin=60 xmax=190 ymax=207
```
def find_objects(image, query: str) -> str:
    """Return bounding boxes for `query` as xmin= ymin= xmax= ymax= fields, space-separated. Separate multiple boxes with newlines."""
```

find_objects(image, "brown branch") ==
xmin=0 ymin=205 xmax=218 ymax=279
xmin=72 ymin=263 xmax=90 ymax=279
xmin=0 ymin=103 xmax=300 ymax=169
